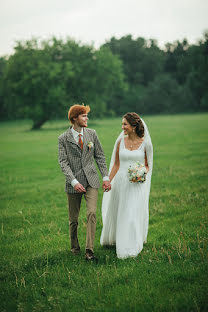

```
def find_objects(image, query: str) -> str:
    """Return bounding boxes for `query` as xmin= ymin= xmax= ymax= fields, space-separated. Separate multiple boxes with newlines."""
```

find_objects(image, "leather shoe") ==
xmin=85 ymin=249 xmax=98 ymax=262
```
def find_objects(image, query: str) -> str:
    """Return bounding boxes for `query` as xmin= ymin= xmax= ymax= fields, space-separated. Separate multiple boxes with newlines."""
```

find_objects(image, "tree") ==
xmin=1 ymin=32 xmax=208 ymax=123
xmin=2 ymin=38 xmax=126 ymax=128
xmin=0 ymin=57 xmax=7 ymax=120
xmin=102 ymin=35 xmax=165 ymax=115
xmin=103 ymin=35 xmax=164 ymax=86
xmin=2 ymin=39 xmax=74 ymax=129
xmin=164 ymin=33 xmax=208 ymax=112
xmin=184 ymin=32 xmax=208 ymax=111
xmin=56 ymin=41 xmax=127 ymax=119
xmin=141 ymin=74 xmax=192 ymax=114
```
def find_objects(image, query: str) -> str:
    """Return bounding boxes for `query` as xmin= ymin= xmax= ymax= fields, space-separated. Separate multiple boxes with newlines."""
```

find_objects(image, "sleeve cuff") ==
xmin=71 ymin=179 xmax=79 ymax=187
xmin=103 ymin=176 xmax=110 ymax=181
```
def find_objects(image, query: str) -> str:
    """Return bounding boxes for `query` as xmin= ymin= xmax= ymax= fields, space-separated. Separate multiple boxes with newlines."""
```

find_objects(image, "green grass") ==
xmin=0 ymin=114 xmax=207 ymax=312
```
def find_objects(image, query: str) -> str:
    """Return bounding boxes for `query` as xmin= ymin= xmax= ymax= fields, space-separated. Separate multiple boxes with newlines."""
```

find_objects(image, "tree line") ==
xmin=0 ymin=32 xmax=207 ymax=129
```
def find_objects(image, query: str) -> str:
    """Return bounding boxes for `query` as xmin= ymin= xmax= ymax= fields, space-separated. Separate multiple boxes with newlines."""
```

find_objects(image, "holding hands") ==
xmin=102 ymin=181 xmax=111 ymax=192
xmin=74 ymin=181 xmax=111 ymax=193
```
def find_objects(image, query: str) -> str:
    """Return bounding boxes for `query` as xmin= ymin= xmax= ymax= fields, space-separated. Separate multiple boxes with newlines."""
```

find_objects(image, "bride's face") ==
xmin=122 ymin=118 xmax=134 ymax=135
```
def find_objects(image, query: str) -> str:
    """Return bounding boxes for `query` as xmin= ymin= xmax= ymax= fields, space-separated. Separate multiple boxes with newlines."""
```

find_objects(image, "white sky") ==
xmin=0 ymin=0 xmax=208 ymax=56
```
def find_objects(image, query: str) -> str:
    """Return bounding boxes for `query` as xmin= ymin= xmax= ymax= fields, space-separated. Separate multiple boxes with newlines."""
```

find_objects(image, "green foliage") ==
xmin=141 ymin=74 xmax=194 ymax=114
xmin=2 ymin=39 xmax=73 ymax=128
xmin=164 ymin=32 xmax=208 ymax=112
xmin=103 ymin=33 xmax=208 ymax=114
xmin=0 ymin=115 xmax=207 ymax=311
xmin=0 ymin=57 xmax=7 ymax=119
xmin=103 ymin=35 xmax=164 ymax=86
xmin=1 ymin=38 xmax=126 ymax=128
xmin=0 ymin=32 xmax=208 ymax=127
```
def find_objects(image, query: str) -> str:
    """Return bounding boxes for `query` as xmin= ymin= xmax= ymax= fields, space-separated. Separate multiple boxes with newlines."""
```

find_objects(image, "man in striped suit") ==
xmin=58 ymin=104 xmax=111 ymax=261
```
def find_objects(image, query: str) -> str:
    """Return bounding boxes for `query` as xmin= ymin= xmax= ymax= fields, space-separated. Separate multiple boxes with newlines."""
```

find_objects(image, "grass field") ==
xmin=0 ymin=114 xmax=208 ymax=312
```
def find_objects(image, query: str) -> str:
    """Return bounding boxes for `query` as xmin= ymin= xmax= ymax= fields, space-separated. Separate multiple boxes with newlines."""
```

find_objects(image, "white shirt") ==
xmin=71 ymin=127 xmax=109 ymax=187
xmin=71 ymin=127 xmax=84 ymax=144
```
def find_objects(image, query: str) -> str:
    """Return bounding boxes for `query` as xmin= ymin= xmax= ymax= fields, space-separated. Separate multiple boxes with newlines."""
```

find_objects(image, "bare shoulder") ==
xmin=116 ymin=138 xmax=122 ymax=150
xmin=117 ymin=138 xmax=122 ymax=145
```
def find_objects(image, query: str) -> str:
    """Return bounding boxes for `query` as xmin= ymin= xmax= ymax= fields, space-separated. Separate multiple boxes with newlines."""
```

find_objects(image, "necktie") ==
xmin=78 ymin=134 xmax=83 ymax=150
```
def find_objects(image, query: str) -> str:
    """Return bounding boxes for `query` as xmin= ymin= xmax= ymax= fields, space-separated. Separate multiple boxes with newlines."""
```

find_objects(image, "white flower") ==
xmin=138 ymin=167 xmax=146 ymax=175
xmin=87 ymin=142 xmax=94 ymax=149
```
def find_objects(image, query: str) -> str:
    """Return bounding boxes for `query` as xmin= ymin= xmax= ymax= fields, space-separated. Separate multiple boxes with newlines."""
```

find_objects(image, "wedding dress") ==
xmin=100 ymin=119 xmax=153 ymax=259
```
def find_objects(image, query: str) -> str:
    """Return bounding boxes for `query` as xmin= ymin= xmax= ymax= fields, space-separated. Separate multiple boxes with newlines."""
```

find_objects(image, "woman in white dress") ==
xmin=100 ymin=113 xmax=153 ymax=259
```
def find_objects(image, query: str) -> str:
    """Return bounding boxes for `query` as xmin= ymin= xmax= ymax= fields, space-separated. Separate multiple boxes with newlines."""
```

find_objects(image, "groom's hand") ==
xmin=102 ymin=181 xmax=111 ymax=192
xmin=74 ymin=183 xmax=86 ymax=193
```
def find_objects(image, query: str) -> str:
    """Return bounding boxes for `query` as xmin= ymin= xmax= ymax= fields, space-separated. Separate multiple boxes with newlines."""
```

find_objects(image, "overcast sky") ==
xmin=1 ymin=0 xmax=208 ymax=56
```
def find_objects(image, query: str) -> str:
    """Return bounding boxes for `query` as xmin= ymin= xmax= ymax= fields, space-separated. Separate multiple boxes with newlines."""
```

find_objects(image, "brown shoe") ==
xmin=85 ymin=249 xmax=98 ymax=262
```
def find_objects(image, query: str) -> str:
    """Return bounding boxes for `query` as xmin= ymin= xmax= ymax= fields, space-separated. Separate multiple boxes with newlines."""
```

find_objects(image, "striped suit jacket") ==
xmin=58 ymin=127 xmax=108 ymax=194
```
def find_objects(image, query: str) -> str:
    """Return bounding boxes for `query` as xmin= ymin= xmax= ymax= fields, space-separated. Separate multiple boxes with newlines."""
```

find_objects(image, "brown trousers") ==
xmin=67 ymin=187 xmax=98 ymax=252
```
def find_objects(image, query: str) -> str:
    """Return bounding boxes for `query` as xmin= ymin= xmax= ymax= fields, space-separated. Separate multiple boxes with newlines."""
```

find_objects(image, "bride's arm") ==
xmin=145 ymin=150 xmax=149 ymax=173
xmin=109 ymin=140 xmax=121 ymax=182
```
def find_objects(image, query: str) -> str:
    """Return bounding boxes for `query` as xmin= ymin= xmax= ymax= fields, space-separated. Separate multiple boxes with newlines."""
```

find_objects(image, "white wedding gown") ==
xmin=100 ymin=119 xmax=153 ymax=259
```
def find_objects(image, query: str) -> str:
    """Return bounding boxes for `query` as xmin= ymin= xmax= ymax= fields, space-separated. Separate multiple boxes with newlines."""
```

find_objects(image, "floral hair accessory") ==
xmin=87 ymin=142 xmax=94 ymax=149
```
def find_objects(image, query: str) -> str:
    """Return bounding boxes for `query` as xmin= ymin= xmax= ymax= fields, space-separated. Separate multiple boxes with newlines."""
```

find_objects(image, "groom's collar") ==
xmin=66 ymin=126 xmax=85 ymax=144
xmin=71 ymin=127 xmax=84 ymax=138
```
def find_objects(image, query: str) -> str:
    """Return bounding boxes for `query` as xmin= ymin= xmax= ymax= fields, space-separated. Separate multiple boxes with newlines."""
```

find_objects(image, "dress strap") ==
xmin=119 ymin=137 xmax=125 ymax=150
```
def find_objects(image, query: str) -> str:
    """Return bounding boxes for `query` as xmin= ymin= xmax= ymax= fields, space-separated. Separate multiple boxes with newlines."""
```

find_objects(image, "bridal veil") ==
xmin=101 ymin=118 xmax=153 ymax=243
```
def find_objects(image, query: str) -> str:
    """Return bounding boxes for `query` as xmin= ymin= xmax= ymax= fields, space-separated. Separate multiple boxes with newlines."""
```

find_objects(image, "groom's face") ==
xmin=75 ymin=114 xmax=88 ymax=128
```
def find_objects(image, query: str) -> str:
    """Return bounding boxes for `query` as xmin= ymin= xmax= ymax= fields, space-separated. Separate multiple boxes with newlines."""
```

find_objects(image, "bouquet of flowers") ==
xmin=128 ymin=161 xmax=147 ymax=183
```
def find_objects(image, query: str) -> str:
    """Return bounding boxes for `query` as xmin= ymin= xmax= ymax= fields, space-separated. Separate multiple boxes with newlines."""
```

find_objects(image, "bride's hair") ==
xmin=123 ymin=112 xmax=144 ymax=138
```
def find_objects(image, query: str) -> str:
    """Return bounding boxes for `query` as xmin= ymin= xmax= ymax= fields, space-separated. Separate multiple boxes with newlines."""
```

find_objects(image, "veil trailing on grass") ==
xmin=101 ymin=118 xmax=153 ymax=239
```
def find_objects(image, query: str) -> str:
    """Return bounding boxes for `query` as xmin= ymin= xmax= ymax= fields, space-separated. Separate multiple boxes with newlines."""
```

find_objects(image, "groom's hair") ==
xmin=68 ymin=104 xmax=90 ymax=124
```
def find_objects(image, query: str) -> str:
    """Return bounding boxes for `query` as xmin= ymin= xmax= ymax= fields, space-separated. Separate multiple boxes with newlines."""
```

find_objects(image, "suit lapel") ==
xmin=66 ymin=127 xmax=91 ymax=156
xmin=83 ymin=128 xmax=90 ymax=155
xmin=66 ymin=127 xmax=82 ymax=154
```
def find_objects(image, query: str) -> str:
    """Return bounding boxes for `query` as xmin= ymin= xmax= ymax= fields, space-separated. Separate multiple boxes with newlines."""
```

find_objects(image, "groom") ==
xmin=58 ymin=104 xmax=111 ymax=261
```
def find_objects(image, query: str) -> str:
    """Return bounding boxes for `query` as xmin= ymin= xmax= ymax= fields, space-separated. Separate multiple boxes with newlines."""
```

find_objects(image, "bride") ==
xmin=100 ymin=112 xmax=153 ymax=259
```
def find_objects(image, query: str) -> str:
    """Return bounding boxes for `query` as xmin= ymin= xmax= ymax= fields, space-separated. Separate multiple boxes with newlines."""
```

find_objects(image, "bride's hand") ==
xmin=102 ymin=181 xmax=111 ymax=192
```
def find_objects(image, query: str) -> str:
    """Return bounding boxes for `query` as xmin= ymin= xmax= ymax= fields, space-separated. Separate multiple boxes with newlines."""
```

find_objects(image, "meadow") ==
xmin=0 ymin=114 xmax=207 ymax=312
